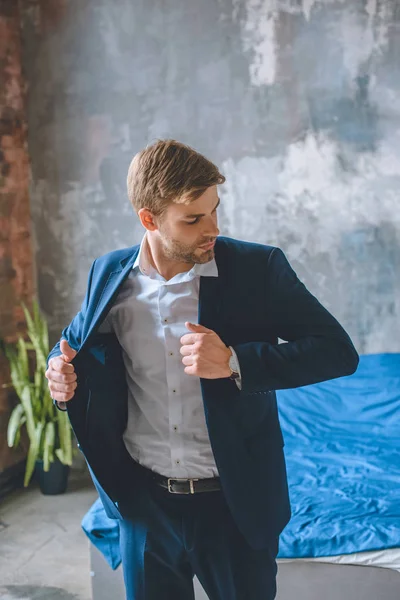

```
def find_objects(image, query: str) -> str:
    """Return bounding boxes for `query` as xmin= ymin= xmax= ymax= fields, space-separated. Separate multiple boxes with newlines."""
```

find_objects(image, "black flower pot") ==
xmin=35 ymin=458 xmax=70 ymax=495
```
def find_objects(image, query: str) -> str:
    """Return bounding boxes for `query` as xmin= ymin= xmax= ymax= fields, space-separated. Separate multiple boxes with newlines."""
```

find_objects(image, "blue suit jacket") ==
xmin=47 ymin=235 xmax=359 ymax=550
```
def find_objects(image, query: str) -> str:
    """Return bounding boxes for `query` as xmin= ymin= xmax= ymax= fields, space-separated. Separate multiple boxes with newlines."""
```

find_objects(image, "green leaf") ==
xmin=7 ymin=404 xmax=25 ymax=447
xmin=13 ymin=416 xmax=25 ymax=447
xmin=22 ymin=303 xmax=40 ymax=364
xmin=55 ymin=448 xmax=64 ymax=463
xmin=17 ymin=338 xmax=29 ymax=381
xmin=19 ymin=385 xmax=36 ymax=442
xmin=5 ymin=345 xmax=24 ymax=398
xmin=24 ymin=421 xmax=44 ymax=487
xmin=22 ymin=300 xmax=49 ymax=372
xmin=43 ymin=421 xmax=55 ymax=471
xmin=55 ymin=410 xmax=73 ymax=466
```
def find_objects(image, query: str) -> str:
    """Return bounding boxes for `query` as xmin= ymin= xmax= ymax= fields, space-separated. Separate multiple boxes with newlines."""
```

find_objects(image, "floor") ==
xmin=0 ymin=466 xmax=97 ymax=600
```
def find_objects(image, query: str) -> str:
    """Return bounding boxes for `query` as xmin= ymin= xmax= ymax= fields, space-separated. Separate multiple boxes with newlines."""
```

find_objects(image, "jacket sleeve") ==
xmin=232 ymin=248 xmax=359 ymax=395
xmin=46 ymin=259 xmax=97 ymax=411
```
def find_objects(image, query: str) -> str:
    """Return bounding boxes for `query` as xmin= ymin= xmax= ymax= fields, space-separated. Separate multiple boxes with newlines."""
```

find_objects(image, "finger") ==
xmin=180 ymin=333 xmax=199 ymax=345
xmin=182 ymin=355 xmax=195 ymax=366
xmin=50 ymin=390 xmax=75 ymax=402
xmin=183 ymin=365 xmax=197 ymax=376
xmin=60 ymin=339 xmax=77 ymax=361
xmin=185 ymin=322 xmax=213 ymax=333
xmin=179 ymin=345 xmax=194 ymax=356
xmin=45 ymin=368 xmax=77 ymax=384
xmin=49 ymin=381 xmax=77 ymax=395
xmin=49 ymin=356 xmax=75 ymax=374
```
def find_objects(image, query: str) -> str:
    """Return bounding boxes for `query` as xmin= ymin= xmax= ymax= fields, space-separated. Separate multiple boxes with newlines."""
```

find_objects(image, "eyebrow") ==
xmin=184 ymin=197 xmax=221 ymax=219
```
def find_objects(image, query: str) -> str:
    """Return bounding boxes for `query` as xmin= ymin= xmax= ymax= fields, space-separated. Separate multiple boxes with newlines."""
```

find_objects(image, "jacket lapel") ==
xmin=198 ymin=238 xmax=225 ymax=334
xmin=79 ymin=248 xmax=140 ymax=352
xmin=198 ymin=275 xmax=223 ymax=336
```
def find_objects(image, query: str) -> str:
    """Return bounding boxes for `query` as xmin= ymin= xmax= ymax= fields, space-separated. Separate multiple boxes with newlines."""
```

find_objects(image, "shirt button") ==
xmin=164 ymin=318 xmax=168 ymax=323
xmin=172 ymin=389 xmax=176 ymax=393
xmin=176 ymin=459 xmax=180 ymax=465
xmin=173 ymin=426 xmax=178 ymax=431
xmin=169 ymin=351 xmax=174 ymax=356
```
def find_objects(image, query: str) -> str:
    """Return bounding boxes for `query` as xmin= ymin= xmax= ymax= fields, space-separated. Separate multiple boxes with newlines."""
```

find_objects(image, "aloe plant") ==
xmin=1 ymin=299 xmax=73 ymax=487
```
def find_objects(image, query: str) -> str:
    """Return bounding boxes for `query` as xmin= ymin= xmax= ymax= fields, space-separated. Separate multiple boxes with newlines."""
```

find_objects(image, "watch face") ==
xmin=229 ymin=355 xmax=236 ymax=370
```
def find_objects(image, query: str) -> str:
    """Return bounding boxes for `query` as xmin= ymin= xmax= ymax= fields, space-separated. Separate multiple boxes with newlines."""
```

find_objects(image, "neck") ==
xmin=145 ymin=233 xmax=194 ymax=281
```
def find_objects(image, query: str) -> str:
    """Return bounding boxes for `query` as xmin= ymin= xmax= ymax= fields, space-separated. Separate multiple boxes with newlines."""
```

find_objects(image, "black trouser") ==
xmin=118 ymin=462 xmax=280 ymax=599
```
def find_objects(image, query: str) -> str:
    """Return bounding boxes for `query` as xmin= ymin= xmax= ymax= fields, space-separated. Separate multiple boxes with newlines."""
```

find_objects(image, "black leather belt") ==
xmin=136 ymin=462 xmax=221 ymax=494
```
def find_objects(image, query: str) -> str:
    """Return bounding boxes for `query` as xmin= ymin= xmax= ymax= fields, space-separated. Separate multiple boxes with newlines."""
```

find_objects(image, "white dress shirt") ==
xmin=98 ymin=233 xmax=241 ymax=478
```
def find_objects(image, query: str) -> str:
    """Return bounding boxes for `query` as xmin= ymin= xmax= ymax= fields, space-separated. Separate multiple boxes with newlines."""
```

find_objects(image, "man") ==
xmin=45 ymin=139 xmax=359 ymax=600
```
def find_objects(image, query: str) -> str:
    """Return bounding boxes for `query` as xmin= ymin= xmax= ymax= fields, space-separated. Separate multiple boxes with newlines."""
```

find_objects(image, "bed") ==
xmin=84 ymin=353 xmax=400 ymax=599
xmin=89 ymin=540 xmax=400 ymax=600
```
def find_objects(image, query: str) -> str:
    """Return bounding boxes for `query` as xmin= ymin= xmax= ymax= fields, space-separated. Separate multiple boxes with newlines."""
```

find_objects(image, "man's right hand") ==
xmin=45 ymin=339 xmax=78 ymax=403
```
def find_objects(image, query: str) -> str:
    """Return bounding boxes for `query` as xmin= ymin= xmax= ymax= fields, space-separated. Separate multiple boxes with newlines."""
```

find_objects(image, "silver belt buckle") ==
xmin=167 ymin=477 xmax=199 ymax=494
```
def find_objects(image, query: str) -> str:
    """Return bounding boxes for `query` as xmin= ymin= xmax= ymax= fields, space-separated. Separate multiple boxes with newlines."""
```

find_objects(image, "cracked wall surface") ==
xmin=19 ymin=0 xmax=400 ymax=354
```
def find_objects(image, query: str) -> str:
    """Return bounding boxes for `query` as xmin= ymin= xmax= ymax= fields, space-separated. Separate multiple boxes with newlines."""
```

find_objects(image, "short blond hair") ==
xmin=127 ymin=139 xmax=225 ymax=219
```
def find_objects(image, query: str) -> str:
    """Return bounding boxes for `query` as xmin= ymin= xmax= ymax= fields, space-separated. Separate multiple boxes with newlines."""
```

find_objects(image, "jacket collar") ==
xmin=80 ymin=238 xmax=224 ymax=353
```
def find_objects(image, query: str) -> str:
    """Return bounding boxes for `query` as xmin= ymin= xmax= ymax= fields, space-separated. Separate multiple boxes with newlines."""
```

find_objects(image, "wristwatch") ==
xmin=228 ymin=348 xmax=240 ymax=381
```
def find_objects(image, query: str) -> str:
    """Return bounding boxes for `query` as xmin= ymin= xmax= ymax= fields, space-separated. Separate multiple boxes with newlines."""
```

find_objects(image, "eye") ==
xmin=185 ymin=206 xmax=218 ymax=225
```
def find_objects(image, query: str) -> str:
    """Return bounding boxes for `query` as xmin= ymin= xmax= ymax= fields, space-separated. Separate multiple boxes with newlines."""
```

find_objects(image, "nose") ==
xmin=203 ymin=230 xmax=219 ymax=242
xmin=205 ymin=223 xmax=219 ymax=238
xmin=201 ymin=213 xmax=219 ymax=239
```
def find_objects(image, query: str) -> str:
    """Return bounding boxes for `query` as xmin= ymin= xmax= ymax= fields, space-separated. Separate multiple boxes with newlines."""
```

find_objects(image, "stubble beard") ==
xmin=161 ymin=235 xmax=214 ymax=265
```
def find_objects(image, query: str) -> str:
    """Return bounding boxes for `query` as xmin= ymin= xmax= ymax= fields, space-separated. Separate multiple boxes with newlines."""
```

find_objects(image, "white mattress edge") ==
xmin=277 ymin=547 xmax=400 ymax=572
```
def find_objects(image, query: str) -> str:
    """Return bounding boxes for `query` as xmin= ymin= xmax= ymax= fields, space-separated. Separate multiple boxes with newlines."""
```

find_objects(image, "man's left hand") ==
xmin=180 ymin=322 xmax=232 ymax=379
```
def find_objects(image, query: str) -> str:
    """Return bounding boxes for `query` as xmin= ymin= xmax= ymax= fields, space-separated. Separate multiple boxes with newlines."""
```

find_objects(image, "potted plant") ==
xmin=1 ymin=299 xmax=73 ymax=494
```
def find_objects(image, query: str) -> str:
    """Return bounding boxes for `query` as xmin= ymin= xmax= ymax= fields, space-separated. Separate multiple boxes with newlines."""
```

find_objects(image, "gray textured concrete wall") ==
xmin=20 ymin=0 xmax=400 ymax=354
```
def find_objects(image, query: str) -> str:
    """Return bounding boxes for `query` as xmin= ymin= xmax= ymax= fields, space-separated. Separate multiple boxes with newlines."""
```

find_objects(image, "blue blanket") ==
xmin=277 ymin=352 xmax=400 ymax=558
xmin=82 ymin=353 xmax=400 ymax=569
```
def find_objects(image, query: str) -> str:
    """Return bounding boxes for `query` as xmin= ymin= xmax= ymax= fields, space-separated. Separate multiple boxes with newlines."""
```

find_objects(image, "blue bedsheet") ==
xmin=82 ymin=353 xmax=400 ymax=569
xmin=278 ymin=352 xmax=400 ymax=558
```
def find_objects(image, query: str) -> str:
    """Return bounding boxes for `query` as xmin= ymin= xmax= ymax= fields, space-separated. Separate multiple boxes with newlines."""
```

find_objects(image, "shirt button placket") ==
xmin=160 ymin=288 xmax=183 ymax=471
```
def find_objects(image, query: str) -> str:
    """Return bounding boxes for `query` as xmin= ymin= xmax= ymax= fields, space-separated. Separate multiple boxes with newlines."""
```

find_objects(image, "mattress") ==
xmin=277 ymin=546 xmax=400 ymax=571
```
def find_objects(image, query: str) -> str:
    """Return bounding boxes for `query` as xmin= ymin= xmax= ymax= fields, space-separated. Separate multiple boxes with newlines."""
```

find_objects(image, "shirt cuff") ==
xmin=228 ymin=346 xmax=242 ymax=390
xmin=53 ymin=398 xmax=67 ymax=412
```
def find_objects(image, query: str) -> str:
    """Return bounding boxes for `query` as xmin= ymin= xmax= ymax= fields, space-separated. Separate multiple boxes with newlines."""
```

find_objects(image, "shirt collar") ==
xmin=132 ymin=232 xmax=218 ymax=280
